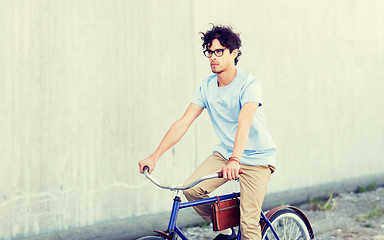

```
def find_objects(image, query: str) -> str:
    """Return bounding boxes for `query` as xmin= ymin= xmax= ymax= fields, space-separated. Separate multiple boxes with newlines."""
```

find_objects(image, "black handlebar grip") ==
xmin=143 ymin=166 xmax=150 ymax=173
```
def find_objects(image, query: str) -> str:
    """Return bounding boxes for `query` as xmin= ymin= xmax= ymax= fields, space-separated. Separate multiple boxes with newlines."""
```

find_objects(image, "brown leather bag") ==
xmin=210 ymin=194 xmax=240 ymax=231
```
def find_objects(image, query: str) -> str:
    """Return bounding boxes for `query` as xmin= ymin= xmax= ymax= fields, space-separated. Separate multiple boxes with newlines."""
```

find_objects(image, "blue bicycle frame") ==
xmin=163 ymin=191 xmax=280 ymax=240
xmin=140 ymin=167 xmax=310 ymax=240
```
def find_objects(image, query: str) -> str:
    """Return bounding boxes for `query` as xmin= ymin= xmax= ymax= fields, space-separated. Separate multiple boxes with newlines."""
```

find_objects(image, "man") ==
xmin=139 ymin=24 xmax=276 ymax=240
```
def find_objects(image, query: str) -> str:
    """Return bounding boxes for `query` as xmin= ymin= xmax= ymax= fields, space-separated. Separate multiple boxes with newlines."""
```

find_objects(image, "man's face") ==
xmin=207 ymin=39 xmax=238 ymax=74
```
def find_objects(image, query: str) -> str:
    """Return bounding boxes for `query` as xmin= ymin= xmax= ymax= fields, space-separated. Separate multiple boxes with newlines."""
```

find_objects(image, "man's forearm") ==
xmin=151 ymin=119 xmax=190 ymax=161
xmin=231 ymin=102 xmax=258 ymax=160
xmin=139 ymin=118 xmax=192 ymax=174
xmin=221 ymin=114 xmax=253 ymax=180
xmin=232 ymin=119 xmax=253 ymax=159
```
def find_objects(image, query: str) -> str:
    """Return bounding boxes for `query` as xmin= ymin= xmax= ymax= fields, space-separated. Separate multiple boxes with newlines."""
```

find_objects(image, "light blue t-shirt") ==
xmin=192 ymin=70 xmax=276 ymax=166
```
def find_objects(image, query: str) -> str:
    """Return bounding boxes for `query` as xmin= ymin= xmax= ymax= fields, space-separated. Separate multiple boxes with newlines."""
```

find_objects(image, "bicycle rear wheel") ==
xmin=261 ymin=208 xmax=310 ymax=240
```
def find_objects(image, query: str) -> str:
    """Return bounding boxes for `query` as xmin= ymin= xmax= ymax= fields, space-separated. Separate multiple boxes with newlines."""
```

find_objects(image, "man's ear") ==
xmin=231 ymin=49 xmax=239 ymax=58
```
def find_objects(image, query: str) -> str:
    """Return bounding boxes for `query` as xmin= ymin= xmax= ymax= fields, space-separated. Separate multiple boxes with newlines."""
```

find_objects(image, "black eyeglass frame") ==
xmin=203 ymin=48 xmax=228 ymax=58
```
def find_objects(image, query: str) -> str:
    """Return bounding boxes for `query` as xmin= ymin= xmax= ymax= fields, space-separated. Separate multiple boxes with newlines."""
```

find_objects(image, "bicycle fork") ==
xmin=165 ymin=191 xmax=188 ymax=240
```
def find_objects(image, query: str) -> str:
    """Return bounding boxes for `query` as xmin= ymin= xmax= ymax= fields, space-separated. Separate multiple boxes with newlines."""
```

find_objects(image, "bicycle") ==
xmin=138 ymin=166 xmax=314 ymax=240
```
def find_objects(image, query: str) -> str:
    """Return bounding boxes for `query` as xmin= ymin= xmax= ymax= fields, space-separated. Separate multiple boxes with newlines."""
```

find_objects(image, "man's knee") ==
xmin=183 ymin=186 xmax=207 ymax=201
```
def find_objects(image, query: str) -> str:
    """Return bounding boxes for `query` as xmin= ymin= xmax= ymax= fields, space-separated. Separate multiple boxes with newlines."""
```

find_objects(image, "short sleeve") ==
xmin=191 ymin=85 xmax=207 ymax=109
xmin=240 ymin=79 xmax=263 ymax=107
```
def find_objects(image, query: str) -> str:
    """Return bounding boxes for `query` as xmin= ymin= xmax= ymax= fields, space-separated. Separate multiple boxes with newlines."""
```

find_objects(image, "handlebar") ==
xmin=143 ymin=166 xmax=242 ymax=191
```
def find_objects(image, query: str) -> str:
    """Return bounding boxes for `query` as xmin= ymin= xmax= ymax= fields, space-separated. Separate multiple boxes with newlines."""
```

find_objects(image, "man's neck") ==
xmin=217 ymin=67 xmax=237 ymax=87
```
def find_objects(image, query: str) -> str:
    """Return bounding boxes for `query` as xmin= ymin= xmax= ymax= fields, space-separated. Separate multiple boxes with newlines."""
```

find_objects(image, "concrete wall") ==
xmin=1 ymin=0 xmax=384 ymax=239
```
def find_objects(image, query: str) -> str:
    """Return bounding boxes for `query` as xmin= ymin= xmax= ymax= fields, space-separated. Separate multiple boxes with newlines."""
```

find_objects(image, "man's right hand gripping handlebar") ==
xmin=138 ymin=156 xmax=157 ymax=174
xmin=218 ymin=157 xmax=243 ymax=181
xmin=217 ymin=168 xmax=243 ymax=178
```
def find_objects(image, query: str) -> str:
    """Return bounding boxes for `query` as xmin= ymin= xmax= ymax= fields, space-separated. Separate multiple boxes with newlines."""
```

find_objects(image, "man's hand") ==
xmin=219 ymin=160 xmax=241 ymax=180
xmin=138 ymin=156 xmax=157 ymax=174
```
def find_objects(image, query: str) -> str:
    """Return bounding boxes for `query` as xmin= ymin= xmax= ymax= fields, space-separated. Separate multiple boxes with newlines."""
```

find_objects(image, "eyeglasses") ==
xmin=203 ymin=48 xmax=228 ymax=58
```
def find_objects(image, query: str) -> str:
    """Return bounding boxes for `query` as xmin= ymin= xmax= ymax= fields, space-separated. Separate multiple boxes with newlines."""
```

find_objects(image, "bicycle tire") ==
xmin=136 ymin=236 xmax=165 ymax=240
xmin=261 ymin=208 xmax=310 ymax=240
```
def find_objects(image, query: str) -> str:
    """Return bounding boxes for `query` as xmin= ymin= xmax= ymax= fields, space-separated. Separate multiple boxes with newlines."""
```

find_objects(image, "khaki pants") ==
xmin=183 ymin=152 xmax=274 ymax=240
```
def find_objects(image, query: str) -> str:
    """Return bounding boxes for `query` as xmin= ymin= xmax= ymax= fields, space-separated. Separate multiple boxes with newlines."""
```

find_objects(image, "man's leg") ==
xmin=239 ymin=164 xmax=274 ymax=240
xmin=183 ymin=152 xmax=228 ymax=221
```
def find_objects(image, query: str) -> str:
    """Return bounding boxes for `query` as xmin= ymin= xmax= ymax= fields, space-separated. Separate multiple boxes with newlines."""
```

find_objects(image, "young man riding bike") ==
xmin=139 ymin=24 xmax=276 ymax=240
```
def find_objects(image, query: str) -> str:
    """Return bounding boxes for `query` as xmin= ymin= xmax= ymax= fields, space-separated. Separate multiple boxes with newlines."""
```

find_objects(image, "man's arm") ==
xmin=220 ymin=102 xmax=259 ymax=180
xmin=138 ymin=103 xmax=204 ymax=174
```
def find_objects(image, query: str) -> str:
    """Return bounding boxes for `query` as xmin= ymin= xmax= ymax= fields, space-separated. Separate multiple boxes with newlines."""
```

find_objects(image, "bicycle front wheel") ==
xmin=261 ymin=208 xmax=310 ymax=240
xmin=136 ymin=236 xmax=165 ymax=240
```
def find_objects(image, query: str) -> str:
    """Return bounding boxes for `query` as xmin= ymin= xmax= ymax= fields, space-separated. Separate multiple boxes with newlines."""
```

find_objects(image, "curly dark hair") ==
xmin=200 ymin=24 xmax=242 ymax=65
